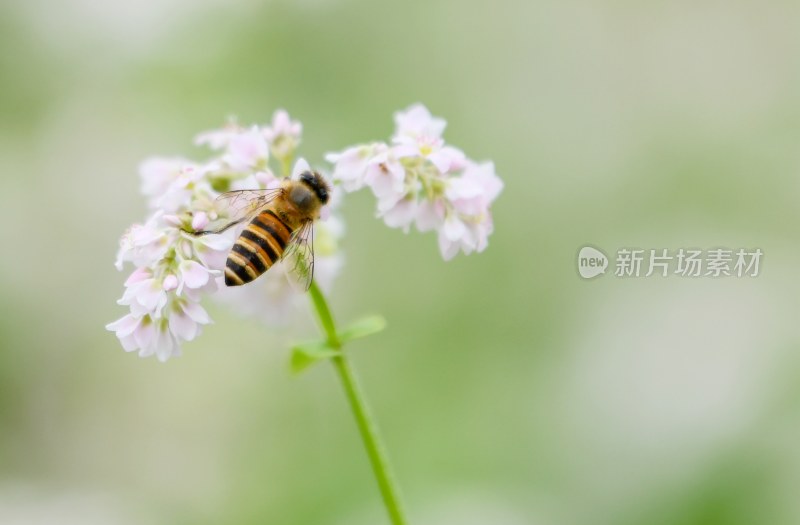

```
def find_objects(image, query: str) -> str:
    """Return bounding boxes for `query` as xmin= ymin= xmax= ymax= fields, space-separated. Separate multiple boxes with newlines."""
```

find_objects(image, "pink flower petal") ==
xmin=441 ymin=146 xmax=467 ymax=172
xmin=197 ymin=234 xmax=233 ymax=252
xmin=183 ymin=301 xmax=211 ymax=324
xmin=427 ymin=151 xmax=452 ymax=174
xmin=454 ymin=197 xmax=485 ymax=217
xmin=154 ymin=328 xmax=177 ymax=362
xmin=438 ymin=232 xmax=460 ymax=261
xmin=291 ymin=157 xmax=311 ymax=179
xmin=163 ymin=214 xmax=182 ymax=227
xmin=446 ymin=177 xmax=483 ymax=200
xmin=443 ymin=215 xmax=467 ymax=241
xmin=382 ymin=199 xmax=417 ymax=231
xmin=320 ymin=205 xmax=331 ymax=221
xmin=415 ymin=201 xmax=443 ymax=232
xmin=133 ymin=320 xmax=155 ymax=350
xmin=119 ymin=334 xmax=138 ymax=352
xmin=124 ymin=267 xmax=150 ymax=287
xmin=368 ymin=163 xmax=405 ymax=201
xmin=225 ymin=128 xmax=269 ymax=170
xmin=180 ymin=260 xmax=210 ymax=289
xmin=138 ymin=280 xmax=166 ymax=311
xmin=256 ymin=170 xmax=280 ymax=187
xmin=106 ymin=314 xmax=140 ymax=338
xmin=163 ymin=274 xmax=178 ymax=291
xmin=392 ymin=144 xmax=419 ymax=159
xmin=393 ymin=104 xmax=447 ymax=139
xmin=192 ymin=212 xmax=209 ymax=231
xmin=169 ymin=311 xmax=198 ymax=341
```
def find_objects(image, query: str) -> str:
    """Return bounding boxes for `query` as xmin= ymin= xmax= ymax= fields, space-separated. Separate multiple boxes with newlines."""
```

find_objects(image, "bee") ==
xmin=192 ymin=171 xmax=330 ymax=290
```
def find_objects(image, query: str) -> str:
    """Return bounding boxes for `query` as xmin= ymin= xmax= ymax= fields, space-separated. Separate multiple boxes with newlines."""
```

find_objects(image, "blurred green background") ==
xmin=1 ymin=0 xmax=800 ymax=523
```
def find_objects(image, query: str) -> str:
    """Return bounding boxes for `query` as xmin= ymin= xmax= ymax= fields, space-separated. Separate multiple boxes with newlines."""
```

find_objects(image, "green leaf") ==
xmin=338 ymin=315 xmax=387 ymax=343
xmin=290 ymin=340 xmax=339 ymax=374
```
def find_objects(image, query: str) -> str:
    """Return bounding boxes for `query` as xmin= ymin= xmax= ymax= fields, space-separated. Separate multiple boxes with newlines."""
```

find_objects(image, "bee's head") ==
xmin=299 ymin=170 xmax=330 ymax=205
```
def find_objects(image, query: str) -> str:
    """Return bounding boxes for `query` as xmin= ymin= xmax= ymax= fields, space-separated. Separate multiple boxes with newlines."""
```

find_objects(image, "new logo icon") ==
xmin=578 ymin=246 xmax=608 ymax=279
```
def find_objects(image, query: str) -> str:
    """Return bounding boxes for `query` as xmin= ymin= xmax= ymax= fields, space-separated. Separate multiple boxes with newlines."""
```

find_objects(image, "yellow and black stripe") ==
xmin=225 ymin=210 xmax=293 ymax=286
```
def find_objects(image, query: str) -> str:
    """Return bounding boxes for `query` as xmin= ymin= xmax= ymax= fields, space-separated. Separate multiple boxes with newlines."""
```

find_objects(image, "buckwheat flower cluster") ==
xmin=107 ymin=110 xmax=342 ymax=361
xmin=326 ymin=104 xmax=502 ymax=260
xmin=107 ymin=210 xmax=230 ymax=361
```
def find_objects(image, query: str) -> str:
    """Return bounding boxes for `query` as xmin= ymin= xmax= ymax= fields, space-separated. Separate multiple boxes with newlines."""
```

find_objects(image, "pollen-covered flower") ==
xmin=327 ymin=103 xmax=502 ymax=259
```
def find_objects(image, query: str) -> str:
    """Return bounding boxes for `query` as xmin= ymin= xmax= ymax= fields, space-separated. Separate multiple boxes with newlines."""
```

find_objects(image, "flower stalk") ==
xmin=308 ymin=282 xmax=407 ymax=525
xmin=107 ymin=104 xmax=501 ymax=524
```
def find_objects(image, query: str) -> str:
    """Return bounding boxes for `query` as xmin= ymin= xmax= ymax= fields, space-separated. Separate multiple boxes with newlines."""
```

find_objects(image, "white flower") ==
xmin=325 ymin=142 xmax=389 ymax=192
xmin=141 ymin=160 xmax=211 ymax=213
xmin=291 ymin=157 xmax=312 ymax=179
xmin=110 ymin=200 xmax=231 ymax=360
xmin=328 ymin=105 xmax=502 ymax=261
xmin=114 ymin=213 xmax=170 ymax=270
xmin=263 ymin=109 xmax=303 ymax=161
xmin=436 ymin=161 xmax=502 ymax=259
xmin=110 ymin=126 xmax=346 ymax=360
xmin=393 ymin=134 xmax=466 ymax=174
xmin=191 ymin=211 xmax=209 ymax=231
xmin=380 ymin=197 xmax=418 ymax=231
xmin=392 ymin=103 xmax=447 ymax=140
xmin=110 ymin=104 xmax=497 ymax=361
xmin=223 ymin=126 xmax=270 ymax=171
xmin=456 ymin=160 xmax=503 ymax=204
xmin=168 ymin=300 xmax=211 ymax=341
xmin=363 ymin=150 xmax=406 ymax=200
xmin=413 ymin=199 xmax=445 ymax=232
xmin=140 ymin=157 xmax=194 ymax=202
xmin=106 ymin=302 xmax=205 ymax=363
xmin=117 ymin=270 xmax=168 ymax=318
xmin=193 ymin=231 xmax=235 ymax=269
xmin=176 ymin=259 xmax=214 ymax=294
xmin=327 ymin=143 xmax=414 ymax=228
xmin=106 ymin=313 xmax=152 ymax=353
xmin=194 ymin=119 xmax=243 ymax=150
xmin=263 ymin=109 xmax=302 ymax=143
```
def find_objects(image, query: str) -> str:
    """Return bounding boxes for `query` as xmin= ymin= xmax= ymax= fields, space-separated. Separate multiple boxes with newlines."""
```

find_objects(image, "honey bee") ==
xmin=192 ymin=171 xmax=330 ymax=290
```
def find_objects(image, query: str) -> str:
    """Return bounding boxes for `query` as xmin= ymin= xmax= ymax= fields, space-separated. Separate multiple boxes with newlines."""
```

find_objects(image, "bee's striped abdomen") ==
xmin=225 ymin=210 xmax=293 ymax=286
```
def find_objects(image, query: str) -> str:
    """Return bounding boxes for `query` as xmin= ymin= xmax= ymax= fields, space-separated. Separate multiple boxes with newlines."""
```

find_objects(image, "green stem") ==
xmin=308 ymin=282 xmax=408 ymax=525
xmin=280 ymin=155 xmax=293 ymax=178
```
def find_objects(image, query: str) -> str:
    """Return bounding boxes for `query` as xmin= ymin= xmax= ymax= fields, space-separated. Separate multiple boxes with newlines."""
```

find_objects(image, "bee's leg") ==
xmin=184 ymin=218 xmax=246 ymax=236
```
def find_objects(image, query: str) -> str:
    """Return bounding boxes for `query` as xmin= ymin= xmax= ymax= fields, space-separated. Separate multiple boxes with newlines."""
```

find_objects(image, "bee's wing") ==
xmin=196 ymin=188 xmax=284 ymax=235
xmin=281 ymin=220 xmax=315 ymax=292
xmin=216 ymin=188 xmax=285 ymax=222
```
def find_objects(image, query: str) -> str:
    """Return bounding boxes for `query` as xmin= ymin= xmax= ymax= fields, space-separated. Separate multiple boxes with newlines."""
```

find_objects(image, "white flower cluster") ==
xmin=326 ymin=104 xmax=502 ymax=260
xmin=108 ymin=105 xmax=501 ymax=361
xmin=107 ymin=110 xmax=343 ymax=361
